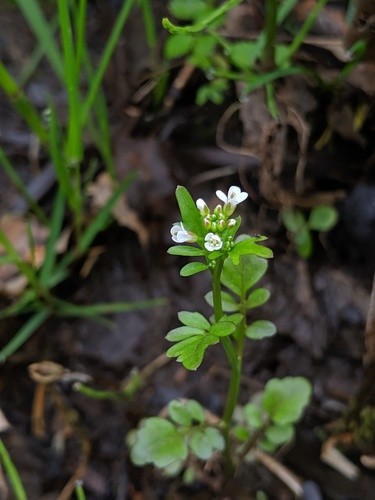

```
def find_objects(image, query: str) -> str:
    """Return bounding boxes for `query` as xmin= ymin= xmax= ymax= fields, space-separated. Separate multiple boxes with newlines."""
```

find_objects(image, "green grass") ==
xmin=0 ymin=0 xmax=164 ymax=361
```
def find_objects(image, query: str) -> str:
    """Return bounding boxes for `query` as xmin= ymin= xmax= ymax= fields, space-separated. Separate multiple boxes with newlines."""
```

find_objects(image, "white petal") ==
xmin=216 ymin=190 xmax=228 ymax=203
xmin=196 ymin=198 xmax=206 ymax=211
xmin=236 ymin=192 xmax=248 ymax=203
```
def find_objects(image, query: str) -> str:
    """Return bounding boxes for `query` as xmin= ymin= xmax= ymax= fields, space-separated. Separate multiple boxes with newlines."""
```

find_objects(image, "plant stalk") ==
xmin=263 ymin=0 xmax=278 ymax=70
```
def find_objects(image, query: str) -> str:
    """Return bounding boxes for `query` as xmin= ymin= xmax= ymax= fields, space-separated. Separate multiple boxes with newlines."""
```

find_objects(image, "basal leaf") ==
xmin=246 ymin=320 xmax=276 ymax=340
xmin=175 ymin=186 xmax=205 ymax=237
xmin=166 ymin=334 xmax=218 ymax=370
xmin=168 ymin=245 xmax=205 ymax=257
xmin=178 ymin=311 xmax=210 ymax=330
xmin=189 ymin=427 xmax=224 ymax=460
xmin=180 ymin=262 xmax=208 ymax=277
xmin=130 ymin=417 xmax=187 ymax=468
xmin=243 ymin=403 xmax=264 ymax=429
xmin=262 ymin=377 xmax=312 ymax=425
xmin=168 ymin=399 xmax=205 ymax=426
xmin=246 ymin=288 xmax=270 ymax=308
xmin=265 ymin=423 xmax=294 ymax=445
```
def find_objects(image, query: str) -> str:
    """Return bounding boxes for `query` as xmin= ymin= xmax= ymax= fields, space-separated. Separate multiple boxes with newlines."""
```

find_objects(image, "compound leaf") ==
xmin=178 ymin=311 xmax=210 ymax=330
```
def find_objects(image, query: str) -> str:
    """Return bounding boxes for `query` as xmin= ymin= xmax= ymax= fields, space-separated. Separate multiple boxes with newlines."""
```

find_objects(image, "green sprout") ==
xmin=281 ymin=205 xmax=339 ymax=259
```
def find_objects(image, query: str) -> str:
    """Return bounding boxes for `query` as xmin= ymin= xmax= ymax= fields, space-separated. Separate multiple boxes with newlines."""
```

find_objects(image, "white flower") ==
xmin=204 ymin=232 xmax=223 ymax=252
xmin=216 ymin=186 xmax=248 ymax=206
xmin=171 ymin=222 xmax=197 ymax=243
xmin=196 ymin=198 xmax=209 ymax=216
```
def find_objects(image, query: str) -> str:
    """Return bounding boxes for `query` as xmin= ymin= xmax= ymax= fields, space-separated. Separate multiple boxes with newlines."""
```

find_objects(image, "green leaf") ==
xmin=193 ymin=34 xmax=217 ymax=58
xmin=246 ymin=320 xmax=276 ymax=340
xmin=209 ymin=313 xmax=242 ymax=337
xmin=229 ymin=41 xmax=257 ymax=70
xmin=175 ymin=186 xmax=205 ymax=237
xmin=221 ymin=253 xmax=268 ymax=298
xmin=164 ymin=34 xmax=194 ymax=59
xmin=189 ymin=427 xmax=224 ymax=460
xmin=281 ymin=208 xmax=306 ymax=233
xmin=130 ymin=417 xmax=187 ymax=468
xmin=233 ymin=425 xmax=250 ymax=441
xmin=167 ymin=399 xmax=206 ymax=426
xmin=262 ymin=377 xmax=312 ymax=425
xmin=169 ymin=0 xmax=209 ymax=21
xmin=196 ymin=80 xmax=228 ymax=105
xmin=243 ymin=403 xmax=264 ymax=429
xmin=230 ymin=238 xmax=273 ymax=265
xmin=168 ymin=245 xmax=205 ymax=257
xmin=265 ymin=423 xmax=294 ymax=445
xmin=205 ymin=291 xmax=239 ymax=312
xmin=180 ymin=262 xmax=208 ymax=277
xmin=308 ymin=205 xmax=338 ymax=232
xmin=294 ymin=225 xmax=313 ymax=259
xmin=246 ymin=288 xmax=270 ymax=308
xmin=178 ymin=311 xmax=210 ymax=330
xmin=166 ymin=334 xmax=218 ymax=370
xmin=166 ymin=326 xmax=204 ymax=342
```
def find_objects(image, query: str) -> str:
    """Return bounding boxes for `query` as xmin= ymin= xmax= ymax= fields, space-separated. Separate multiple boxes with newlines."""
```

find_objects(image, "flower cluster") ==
xmin=171 ymin=186 xmax=248 ymax=252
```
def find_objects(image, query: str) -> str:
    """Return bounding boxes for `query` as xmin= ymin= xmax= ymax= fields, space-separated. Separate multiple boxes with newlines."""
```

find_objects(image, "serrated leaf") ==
xmin=221 ymin=253 xmax=268 ymax=298
xmin=265 ymin=423 xmax=294 ymax=445
xmin=166 ymin=334 xmax=218 ymax=370
xmin=262 ymin=377 xmax=312 ymax=425
xmin=175 ymin=186 xmax=205 ymax=238
xmin=169 ymin=0 xmax=209 ymax=21
xmin=246 ymin=320 xmax=276 ymax=340
xmin=168 ymin=245 xmax=205 ymax=257
xmin=164 ymin=34 xmax=194 ymax=59
xmin=130 ymin=417 xmax=187 ymax=468
xmin=189 ymin=427 xmax=224 ymax=460
xmin=205 ymin=291 xmax=239 ymax=312
xmin=281 ymin=208 xmax=306 ymax=233
xmin=243 ymin=403 xmax=264 ymax=429
xmin=246 ymin=288 xmax=270 ymax=308
xmin=166 ymin=326 xmax=204 ymax=342
xmin=308 ymin=205 xmax=338 ymax=231
xmin=178 ymin=311 xmax=210 ymax=330
xmin=180 ymin=262 xmax=208 ymax=277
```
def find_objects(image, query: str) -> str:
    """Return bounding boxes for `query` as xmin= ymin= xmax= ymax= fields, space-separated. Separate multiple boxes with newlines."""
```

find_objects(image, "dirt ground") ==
xmin=1 ymin=1 xmax=375 ymax=499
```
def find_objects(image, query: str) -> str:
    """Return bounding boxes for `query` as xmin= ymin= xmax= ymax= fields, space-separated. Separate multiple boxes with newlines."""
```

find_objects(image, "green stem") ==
xmin=263 ymin=0 xmax=278 ymax=70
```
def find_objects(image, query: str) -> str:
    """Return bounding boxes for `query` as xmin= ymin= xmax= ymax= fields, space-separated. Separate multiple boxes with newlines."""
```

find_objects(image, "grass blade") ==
xmin=15 ymin=0 xmax=64 ymax=82
xmin=39 ymin=188 xmax=65 ymax=286
xmin=0 ymin=62 xmax=48 ymax=143
xmin=54 ymin=297 xmax=166 ymax=317
xmin=81 ymin=0 xmax=136 ymax=124
xmin=0 ymin=439 xmax=27 ymax=500
xmin=0 ymin=147 xmax=48 ymax=223
xmin=0 ymin=309 xmax=50 ymax=362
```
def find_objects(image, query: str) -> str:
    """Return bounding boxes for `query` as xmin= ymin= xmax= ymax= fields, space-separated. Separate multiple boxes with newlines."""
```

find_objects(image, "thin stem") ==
xmin=263 ymin=0 xmax=278 ymax=71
